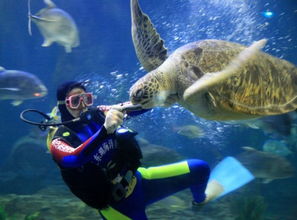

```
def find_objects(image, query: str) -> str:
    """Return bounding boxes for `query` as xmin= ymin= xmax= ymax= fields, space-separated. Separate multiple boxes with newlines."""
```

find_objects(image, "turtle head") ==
xmin=129 ymin=71 xmax=169 ymax=109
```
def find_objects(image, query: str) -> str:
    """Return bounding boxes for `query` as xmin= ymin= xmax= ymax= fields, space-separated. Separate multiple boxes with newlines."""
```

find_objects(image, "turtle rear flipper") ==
xmin=131 ymin=0 xmax=168 ymax=72
xmin=183 ymin=39 xmax=267 ymax=101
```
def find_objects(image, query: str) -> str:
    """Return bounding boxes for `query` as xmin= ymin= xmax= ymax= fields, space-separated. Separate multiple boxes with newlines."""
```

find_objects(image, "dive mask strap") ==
xmin=57 ymin=100 xmax=66 ymax=105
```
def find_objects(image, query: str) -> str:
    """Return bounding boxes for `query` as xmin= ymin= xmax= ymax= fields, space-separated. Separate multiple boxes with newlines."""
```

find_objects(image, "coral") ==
xmin=24 ymin=212 xmax=40 ymax=220
xmin=0 ymin=205 xmax=7 ymax=220
xmin=230 ymin=196 xmax=267 ymax=220
xmin=0 ymin=204 xmax=40 ymax=220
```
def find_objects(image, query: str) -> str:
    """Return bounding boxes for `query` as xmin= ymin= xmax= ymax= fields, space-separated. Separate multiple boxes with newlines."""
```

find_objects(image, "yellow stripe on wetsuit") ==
xmin=138 ymin=161 xmax=190 ymax=179
xmin=100 ymin=161 xmax=190 ymax=220
xmin=100 ymin=207 xmax=132 ymax=220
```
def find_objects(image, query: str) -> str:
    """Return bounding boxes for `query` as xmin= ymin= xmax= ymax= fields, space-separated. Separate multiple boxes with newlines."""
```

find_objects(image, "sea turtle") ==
xmin=129 ymin=0 xmax=297 ymax=121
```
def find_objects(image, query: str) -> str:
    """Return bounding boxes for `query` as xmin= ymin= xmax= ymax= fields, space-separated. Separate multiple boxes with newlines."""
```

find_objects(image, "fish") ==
xmin=262 ymin=139 xmax=292 ymax=157
xmin=235 ymin=113 xmax=294 ymax=138
xmin=236 ymin=146 xmax=295 ymax=183
xmin=174 ymin=124 xmax=205 ymax=139
xmin=28 ymin=0 xmax=79 ymax=53
xmin=137 ymin=137 xmax=184 ymax=167
xmin=0 ymin=66 xmax=47 ymax=105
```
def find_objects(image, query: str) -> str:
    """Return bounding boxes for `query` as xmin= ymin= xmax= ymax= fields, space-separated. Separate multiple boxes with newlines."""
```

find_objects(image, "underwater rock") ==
xmin=0 ymin=186 xmax=234 ymax=220
xmin=0 ymin=187 xmax=98 ymax=220
xmin=0 ymin=134 xmax=60 ymax=194
xmin=0 ymin=180 xmax=289 ymax=219
xmin=230 ymin=195 xmax=267 ymax=220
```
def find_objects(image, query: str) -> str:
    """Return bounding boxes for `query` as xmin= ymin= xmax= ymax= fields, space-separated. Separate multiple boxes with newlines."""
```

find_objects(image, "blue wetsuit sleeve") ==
xmin=50 ymin=126 xmax=109 ymax=168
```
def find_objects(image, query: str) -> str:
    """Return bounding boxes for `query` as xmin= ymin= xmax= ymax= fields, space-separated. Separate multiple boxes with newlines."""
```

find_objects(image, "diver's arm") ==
xmin=50 ymin=109 xmax=123 ymax=168
xmin=50 ymin=125 xmax=109 ymax=168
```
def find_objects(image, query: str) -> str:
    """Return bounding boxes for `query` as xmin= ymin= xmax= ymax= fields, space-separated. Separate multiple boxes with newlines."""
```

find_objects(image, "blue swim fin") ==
xmin=209 ymin=156 xmax=255 ymax=198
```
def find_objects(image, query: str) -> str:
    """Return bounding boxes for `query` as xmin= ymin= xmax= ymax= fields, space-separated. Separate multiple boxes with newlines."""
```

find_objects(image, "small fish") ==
xmin=174 ymin=125 xmax=205 ymax=139
xmin=0 ymin=66 xmax=47 ymax=105
xmin=236 ymin=146 xmax=295 ymax=183
xmin=28 ymin=0 xmax=79 ymax=53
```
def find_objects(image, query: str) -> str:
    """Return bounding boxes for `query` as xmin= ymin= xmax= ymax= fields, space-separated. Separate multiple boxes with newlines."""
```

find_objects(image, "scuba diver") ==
xmin=46 ymin=80 xmax=227 ymax=220
xmin=17 ymin=80 xmax=253 ymax=219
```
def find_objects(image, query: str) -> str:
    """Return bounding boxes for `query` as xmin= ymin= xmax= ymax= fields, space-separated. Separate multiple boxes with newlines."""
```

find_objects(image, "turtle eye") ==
xmin=132 ymin=89 xmax=144 ymax=103
xmin=135 ymin=89 xmax=143 ymax=98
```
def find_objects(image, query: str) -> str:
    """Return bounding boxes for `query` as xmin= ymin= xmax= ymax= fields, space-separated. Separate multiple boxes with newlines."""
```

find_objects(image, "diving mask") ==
xmin=65 ymin=93 xmax=93 ymax=109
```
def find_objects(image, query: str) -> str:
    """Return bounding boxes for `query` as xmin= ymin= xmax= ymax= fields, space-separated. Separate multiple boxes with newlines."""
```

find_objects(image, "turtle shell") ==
xmin=191 ymin=40 xmax=297 ymax=116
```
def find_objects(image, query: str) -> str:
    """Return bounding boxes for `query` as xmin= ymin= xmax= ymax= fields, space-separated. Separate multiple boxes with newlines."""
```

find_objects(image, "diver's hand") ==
xmin=104 ymin=108 xmax=124 ymax=134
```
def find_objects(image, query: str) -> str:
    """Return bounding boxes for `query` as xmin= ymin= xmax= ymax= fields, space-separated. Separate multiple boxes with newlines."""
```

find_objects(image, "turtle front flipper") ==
xmin=183 ymin=39 xmax=267 ymax=101
xmin=131 ymin=0 xmax=168 ymax=72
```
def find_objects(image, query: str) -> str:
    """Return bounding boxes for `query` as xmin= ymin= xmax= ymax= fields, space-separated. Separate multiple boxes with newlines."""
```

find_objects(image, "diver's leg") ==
xmin=188 ymin=159 xmax=210 ymax=203
xmin=138 ymin=159 xmax=210 ymax=205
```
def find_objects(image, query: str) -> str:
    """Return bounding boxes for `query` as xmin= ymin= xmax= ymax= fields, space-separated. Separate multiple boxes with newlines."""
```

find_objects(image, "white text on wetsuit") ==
xmin=93 ymin=139 xmax=115 ymax=165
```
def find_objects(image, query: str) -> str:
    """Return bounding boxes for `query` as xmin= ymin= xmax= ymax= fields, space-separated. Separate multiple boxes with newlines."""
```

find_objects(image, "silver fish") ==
xmin=28 ymin=0 xmax=79 ymax=53
xmin=0 ymin=66 xmax=47 ymax=106
xmin=236 ymin=146 xmax=295 ymax=183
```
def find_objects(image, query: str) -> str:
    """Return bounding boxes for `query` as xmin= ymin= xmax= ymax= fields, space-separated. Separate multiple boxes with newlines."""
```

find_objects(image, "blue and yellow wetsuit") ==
xmin=50 ymin=107 xmax=210 ymax=220
xmin=100 ymin=160 xmax=209 ymax=220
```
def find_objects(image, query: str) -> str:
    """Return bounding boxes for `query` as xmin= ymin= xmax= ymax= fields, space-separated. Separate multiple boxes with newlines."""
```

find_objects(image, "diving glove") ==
xmin=104 ymin=108 xmax=124 ymax=134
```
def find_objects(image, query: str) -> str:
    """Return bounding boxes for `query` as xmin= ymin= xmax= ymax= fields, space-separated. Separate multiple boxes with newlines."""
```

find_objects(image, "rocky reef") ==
xmin=0 ymin=184 xmax=288 ymax=220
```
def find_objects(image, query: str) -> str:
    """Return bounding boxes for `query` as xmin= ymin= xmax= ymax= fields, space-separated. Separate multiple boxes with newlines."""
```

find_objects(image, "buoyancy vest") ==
xmin=50 ymin=109 xmax=142 ymax=209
